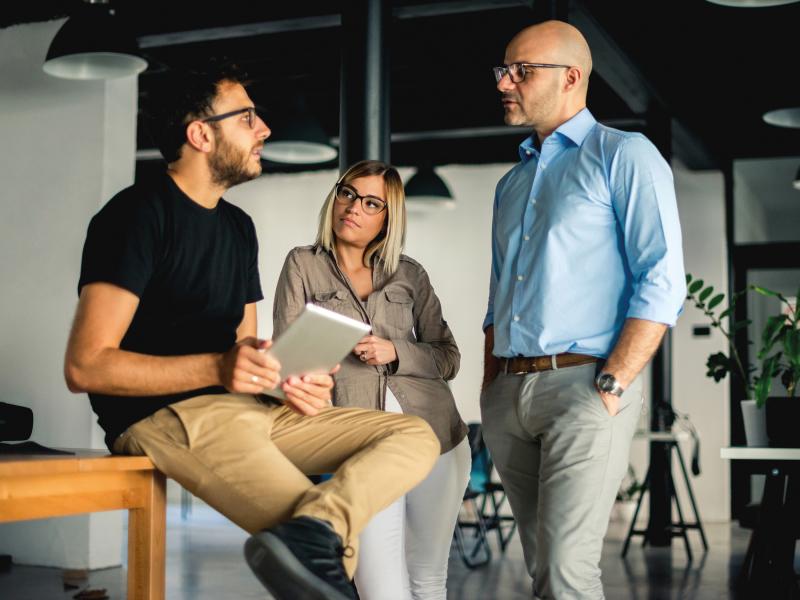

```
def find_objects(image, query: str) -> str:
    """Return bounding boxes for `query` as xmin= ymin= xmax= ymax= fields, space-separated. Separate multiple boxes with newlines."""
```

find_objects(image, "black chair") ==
xmin=453 ymin=423 xmax=517 ymax=569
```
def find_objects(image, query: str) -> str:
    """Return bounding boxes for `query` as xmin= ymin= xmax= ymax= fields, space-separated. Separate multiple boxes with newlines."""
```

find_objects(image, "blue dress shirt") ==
xmin=484 ymin=108 xmax=685 ymax=359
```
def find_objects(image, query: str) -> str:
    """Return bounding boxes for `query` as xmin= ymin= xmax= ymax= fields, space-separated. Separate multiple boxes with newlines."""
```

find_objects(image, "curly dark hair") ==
xmin=144 ymin=64 xmax=249 ymax=164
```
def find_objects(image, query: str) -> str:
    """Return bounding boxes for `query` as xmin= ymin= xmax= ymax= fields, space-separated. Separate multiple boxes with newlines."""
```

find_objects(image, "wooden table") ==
xmin=721 ymin=446 xmax=800 ymax=599
xmin=0 ymin=450 xmax=166 ymax=599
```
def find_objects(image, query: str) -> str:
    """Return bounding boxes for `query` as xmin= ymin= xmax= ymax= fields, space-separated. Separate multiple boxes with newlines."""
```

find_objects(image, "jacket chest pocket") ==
xmin=383 ymin=289 xmax=414 ymax=333
xmin=313 ymin=289 xmax=362 ymax=321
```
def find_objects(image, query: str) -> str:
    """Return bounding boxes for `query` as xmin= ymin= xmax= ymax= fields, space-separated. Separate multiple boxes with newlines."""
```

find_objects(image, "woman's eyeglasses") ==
xmin=335 ymin=183 xmax=387 ymax=215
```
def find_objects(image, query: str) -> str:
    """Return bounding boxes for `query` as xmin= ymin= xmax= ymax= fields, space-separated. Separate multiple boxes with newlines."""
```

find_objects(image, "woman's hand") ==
xmin=353 ymin=335 xmax=397 ymax=366
xmin=281 ymin=364 xmax=340 ymax=416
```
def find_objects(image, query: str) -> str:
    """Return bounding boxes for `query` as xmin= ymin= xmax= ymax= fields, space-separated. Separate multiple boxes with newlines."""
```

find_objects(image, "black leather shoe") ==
xmin=244 ymin=516 xmax=356 ymax=600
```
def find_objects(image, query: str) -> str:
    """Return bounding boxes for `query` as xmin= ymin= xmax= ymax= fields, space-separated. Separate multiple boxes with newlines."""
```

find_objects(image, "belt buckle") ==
xmin=514 ymin=357 xmax=535 ymax=376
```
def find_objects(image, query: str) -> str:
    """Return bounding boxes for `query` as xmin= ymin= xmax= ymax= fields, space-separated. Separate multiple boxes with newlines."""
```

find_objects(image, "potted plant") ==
xmin=750 ymin=286 xmax=799 ymax=447
xmin=686 ymin=274 xmax=799 ymax=446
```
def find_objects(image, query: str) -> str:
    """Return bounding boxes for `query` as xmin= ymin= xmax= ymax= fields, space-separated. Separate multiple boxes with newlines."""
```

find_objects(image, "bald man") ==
xmin=480 ymin=21 xmax=685 ymax=599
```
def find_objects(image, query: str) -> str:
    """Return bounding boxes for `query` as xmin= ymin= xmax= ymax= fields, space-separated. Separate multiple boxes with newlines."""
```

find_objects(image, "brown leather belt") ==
xmin=503 ymin=353 xmax=598 ymax=375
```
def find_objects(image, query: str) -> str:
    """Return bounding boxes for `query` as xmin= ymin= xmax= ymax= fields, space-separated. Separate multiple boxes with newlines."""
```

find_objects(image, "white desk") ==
xmin=720 ymin=447 xmax=800 ymax=461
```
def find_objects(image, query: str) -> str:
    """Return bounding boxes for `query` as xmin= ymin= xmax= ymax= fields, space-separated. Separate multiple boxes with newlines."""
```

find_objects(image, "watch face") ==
xmin=598 ymin=373 xmax=615 ymax=392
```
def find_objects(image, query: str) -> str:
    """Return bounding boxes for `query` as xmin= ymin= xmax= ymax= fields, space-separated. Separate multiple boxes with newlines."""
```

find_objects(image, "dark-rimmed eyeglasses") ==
xmin=493 ymin=63 xmax=571 ymax=84
xmin=201 ymin=107 xmax=257 ymax=129
xmin=335 ymin=183 xmax=387 ymax=215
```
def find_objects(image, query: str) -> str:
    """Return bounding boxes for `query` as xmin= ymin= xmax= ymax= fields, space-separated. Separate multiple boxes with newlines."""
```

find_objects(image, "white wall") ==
xmin=671 ymin=162 xmax=730 ymax=522
xmin=735 ymin=157 xmax=800 ymax=244
xmin=0 ymin=20 xmax=138 ymax=568
xmin=734 ymin=166 xmax=769 ymax=244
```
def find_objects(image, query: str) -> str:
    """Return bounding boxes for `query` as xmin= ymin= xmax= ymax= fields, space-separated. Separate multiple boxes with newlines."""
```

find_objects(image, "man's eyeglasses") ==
xmin=202 ymin=107 xmax=257 ymax=129
xmin=335 ymin=183 xmax=387 ymax=215
xmin=493 ymin=62 xmax=571 ymax=84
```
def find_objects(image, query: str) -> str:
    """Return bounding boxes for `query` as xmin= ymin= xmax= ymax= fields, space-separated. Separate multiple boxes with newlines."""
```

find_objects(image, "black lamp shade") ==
xmin=405 ymin=166 xmax=455 ymax=210
xmin=43 ymin=2 xmax=147 ymax=80
xmin=261 ymin=117 xmax=338 ymax=164
xmin=260 ymin=98 xmax=337 ymax=165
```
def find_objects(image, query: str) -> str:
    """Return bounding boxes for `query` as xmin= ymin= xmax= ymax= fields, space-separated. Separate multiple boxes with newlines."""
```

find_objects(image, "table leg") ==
xmin=127 ymin=470 xmax=166 ymax=599
xmin=746 ymin=468 xmax=800 ymax=599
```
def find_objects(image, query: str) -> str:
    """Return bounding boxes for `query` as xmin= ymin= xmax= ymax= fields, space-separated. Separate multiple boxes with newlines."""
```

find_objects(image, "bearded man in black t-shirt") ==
xmin=64 ymin=67 xmax=439 ymax=600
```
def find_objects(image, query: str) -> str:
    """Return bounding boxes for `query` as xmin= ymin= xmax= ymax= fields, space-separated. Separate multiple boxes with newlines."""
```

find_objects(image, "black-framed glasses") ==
xmin=493 ymin=62 xmax=571 ymax=84
xmin=335 ymin=183 xmax=387 ymax=215
xmin=201 ymin=107 xmax=257 ymax=129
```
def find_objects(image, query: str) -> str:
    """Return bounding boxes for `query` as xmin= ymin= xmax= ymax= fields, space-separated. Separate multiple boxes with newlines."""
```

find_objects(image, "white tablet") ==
xmin=267 ymin=303 xmax=371 ymax=400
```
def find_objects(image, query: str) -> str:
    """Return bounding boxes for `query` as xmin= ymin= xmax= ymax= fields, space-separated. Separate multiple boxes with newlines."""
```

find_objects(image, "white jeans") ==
xmin=354 ymin=389 xmax=471 ymax=600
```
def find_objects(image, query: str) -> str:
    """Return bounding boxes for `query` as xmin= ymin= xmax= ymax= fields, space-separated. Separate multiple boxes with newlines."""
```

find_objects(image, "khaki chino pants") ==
xmin=113 ymin=393 xmax=440 ymax=576
xmin=481 ymin=363 xmax=643 ymax=599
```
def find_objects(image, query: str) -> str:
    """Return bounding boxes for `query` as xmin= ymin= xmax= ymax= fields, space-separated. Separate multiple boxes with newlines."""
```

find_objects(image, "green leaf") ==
xmin=753 ymin=354 xmax=780 ymax=407
xmin=754 ymin=377 xmax=771 ymax=408
xmin=688 ymin=280 xmax=704 ymax=294
xmin=718 ymin=307 xmax=732 ymax=320
xmin=751 ymin=285 xmax=780 ymax=298
xmin=733 ymin=320 xmax=752 ymax=332
xmin=759 ymin=315 xmax=787 ymax=357
xmin=699 ymin=286 xmax=714 ymax=303
xmin=708 ymin=294 xmax=725 ymax=310
xmin=784 ymin=328 xmax=800 ymax=366
xmin=686 ymin=273 xmax=693 ymax=284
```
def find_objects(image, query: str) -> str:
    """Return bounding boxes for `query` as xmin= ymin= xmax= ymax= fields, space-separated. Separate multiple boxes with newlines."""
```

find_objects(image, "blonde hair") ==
xmin=316 ymin=160 xmax=406 ymax=275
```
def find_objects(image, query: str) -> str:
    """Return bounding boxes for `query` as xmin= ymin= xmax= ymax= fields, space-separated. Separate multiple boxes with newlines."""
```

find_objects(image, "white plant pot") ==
xmin=741 ymin=399 xmax=768 ymax=447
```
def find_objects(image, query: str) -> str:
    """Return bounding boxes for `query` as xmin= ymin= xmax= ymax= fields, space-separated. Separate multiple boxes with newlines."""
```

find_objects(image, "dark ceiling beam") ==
xmin=393 ymin=0 xmax=531 ymax=19
xmin=137 ymin=0 xmax=533 ymax=48
xmin=568 ymin=2 xmax=660 ymax=115
xmin=138 ymin=16 xmax=340 ymax=48
xmin=672 ymin=119 xmax=718 ymax=170
xmin=138 ymin=1 xmax=529 ymax=48
xmin=135 ymin=117 xmax=644 ymax=160
xmin=332 ymin=117 xmax=645 ymax=144
xmin=568 ymin=1 xmax=718 ymax=169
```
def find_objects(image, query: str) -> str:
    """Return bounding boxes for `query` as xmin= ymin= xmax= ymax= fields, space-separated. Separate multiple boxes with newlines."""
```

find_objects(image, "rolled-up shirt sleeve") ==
xmin=611 ymin=135 xmax=686 ymax=327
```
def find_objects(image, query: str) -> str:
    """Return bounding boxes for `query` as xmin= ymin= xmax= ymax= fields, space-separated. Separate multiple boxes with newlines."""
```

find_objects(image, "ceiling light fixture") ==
xmin=43 ymin=0 xmax=147 ymax=80
xmin=763 ymin=108 xmax=800 ymax=128
xmin=260 ymin=97 xmax=337 ymax=165
xmin=705 ymin=0 xmax=800 ymax=7
xmin=404 ymin=166 xmax=455 ymax=211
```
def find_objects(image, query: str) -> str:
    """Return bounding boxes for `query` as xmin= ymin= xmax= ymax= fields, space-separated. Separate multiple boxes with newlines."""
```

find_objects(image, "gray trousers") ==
xmin=480 ymin=362 xmax=643 ymax=600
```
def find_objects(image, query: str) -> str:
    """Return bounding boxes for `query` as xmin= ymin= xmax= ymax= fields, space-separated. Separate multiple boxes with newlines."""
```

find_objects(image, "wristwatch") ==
xmin=595 ymin=372 xmax=625 ymax=397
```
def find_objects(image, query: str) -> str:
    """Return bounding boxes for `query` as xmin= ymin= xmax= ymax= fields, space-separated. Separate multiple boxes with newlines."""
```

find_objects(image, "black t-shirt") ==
xmin=78 ymin=173 xmax=263 ymax=450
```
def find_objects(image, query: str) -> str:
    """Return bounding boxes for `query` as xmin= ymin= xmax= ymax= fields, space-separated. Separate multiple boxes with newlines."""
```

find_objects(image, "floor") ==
xmin=0 ymin=504 xmax=778 ymax=599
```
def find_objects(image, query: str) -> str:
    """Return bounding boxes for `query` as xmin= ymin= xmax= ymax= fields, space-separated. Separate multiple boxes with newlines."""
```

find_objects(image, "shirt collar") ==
xmin=517 ymin=107 xmax=596 ymax=163
xmin=556 ymin=107 xmax=595 ymax=147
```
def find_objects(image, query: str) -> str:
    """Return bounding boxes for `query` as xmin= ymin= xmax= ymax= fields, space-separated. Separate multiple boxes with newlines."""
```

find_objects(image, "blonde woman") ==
xmin=273 ymin=160 xmax=470 ymax=600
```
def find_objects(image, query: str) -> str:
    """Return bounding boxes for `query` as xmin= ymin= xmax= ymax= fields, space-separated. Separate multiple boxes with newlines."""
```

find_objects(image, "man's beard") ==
xmin=209 ymin=133 xmax=261 ymax=188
